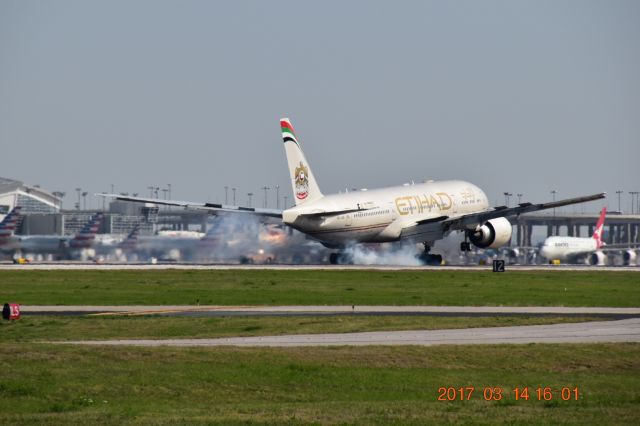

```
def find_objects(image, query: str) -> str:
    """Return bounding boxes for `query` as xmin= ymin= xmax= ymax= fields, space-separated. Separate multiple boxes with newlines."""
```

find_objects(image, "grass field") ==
xmin=2 ymin=269 xmax=638 ymax=424
xmin=1 ymin=269 xmax=639 ymax=306
xmin=1 ymin=343 xmax=638 ymax=424
xmin=1 ymin=315 xmax=600 ymax=342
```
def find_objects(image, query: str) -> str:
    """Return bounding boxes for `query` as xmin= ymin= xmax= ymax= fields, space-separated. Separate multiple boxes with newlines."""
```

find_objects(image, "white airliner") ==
xmin=540 ymin=207 xmax=637 ymax=265
xmin=99 ymin=118 xmax=605 ymax=264
xmin=540 ymin=207 xmax=606 ymax=264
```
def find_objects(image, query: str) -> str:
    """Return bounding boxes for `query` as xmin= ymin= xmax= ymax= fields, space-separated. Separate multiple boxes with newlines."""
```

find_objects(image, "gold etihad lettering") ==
xmin=395 ymin=192 xmax=452 ymax=216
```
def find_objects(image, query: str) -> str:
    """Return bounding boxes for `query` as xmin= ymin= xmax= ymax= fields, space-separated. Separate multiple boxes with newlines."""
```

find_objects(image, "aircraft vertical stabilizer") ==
xmin=119 ymin=224 xmax=140 ymax=250
xmin=0 ymin=206 xmax=22 ymax=239
xmin=69 ymin=212 xmax=103 ymax=248
xmin=592 ymin=207 xmax=607 ymax=248
xmin=280 ymin=118 xmax=323 ymax=206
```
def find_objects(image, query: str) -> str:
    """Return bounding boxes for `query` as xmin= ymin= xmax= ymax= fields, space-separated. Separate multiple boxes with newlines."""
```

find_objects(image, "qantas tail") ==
xmin=281 ymin=118 xmax=323 ymax=206
xmin=69 ymin=212 xmax=103 ymax=248
xmin=592 ymin=207 xmax=607 ymax=248
xmin=0 ymin=206 xmax=22 ymax=238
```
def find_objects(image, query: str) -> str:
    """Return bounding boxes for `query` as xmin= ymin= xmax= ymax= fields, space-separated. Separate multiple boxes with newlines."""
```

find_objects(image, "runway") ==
xmin=23 ymin=305 xmax=640 ymax=318
xmin=1 ymin=262 xmax=639 ymax=271
xmin=60 ymin=318 xmax=640 ymax=347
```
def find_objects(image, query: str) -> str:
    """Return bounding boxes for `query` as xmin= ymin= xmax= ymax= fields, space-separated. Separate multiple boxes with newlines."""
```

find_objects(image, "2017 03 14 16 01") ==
xmin=437 ymin=386 xmax=580 ymax=402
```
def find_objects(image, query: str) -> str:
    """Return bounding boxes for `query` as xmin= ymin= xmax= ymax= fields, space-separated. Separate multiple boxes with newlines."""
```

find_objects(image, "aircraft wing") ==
xmin=600 ymin=242 xmax=640 ymax=250
xmin=96 ymin=193 xmax=283 ymax=218
xmin=398 ymin=192 xmax=606 ymax=242
xmin=443 ymin=192 xmax=606 ymax=231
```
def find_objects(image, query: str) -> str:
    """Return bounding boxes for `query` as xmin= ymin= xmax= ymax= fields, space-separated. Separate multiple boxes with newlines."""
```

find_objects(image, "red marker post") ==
xmin=2 ymin=303 xmax=21 ymax=320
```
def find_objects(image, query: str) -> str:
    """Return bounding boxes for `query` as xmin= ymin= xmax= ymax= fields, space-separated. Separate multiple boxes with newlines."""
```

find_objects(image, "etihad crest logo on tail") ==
xmin=294 ymin=162 xmax=309 ymax=200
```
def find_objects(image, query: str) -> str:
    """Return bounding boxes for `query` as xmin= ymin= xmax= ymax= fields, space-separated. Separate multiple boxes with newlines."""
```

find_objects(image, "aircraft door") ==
xmin=345 ymin=214 xmax=353 ymax=226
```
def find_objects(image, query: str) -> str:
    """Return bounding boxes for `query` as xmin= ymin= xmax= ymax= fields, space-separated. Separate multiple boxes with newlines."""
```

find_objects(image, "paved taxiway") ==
xmin=23 ymin=305 xmax=640 ymax=318
xmin=1 ymin=262 xmax=639 ymax=271
xmin=61 ymin=318 xmax=640 ymax=347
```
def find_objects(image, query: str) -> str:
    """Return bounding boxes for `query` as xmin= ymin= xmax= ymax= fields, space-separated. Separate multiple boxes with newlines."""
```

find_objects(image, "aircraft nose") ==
xmin=540 ymin=246 xmax=549 ymax=258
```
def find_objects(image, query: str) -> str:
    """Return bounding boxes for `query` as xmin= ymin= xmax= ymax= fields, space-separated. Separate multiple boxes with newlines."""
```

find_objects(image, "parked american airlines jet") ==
xmin=99 ymin=118 xmax=605 ymax=264
xmin=10 ymin=212 xmax=104 ymax=260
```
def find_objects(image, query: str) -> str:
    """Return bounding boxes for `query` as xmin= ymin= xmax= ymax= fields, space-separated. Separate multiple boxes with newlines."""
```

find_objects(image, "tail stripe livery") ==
xmin=70 ymin=212 xmax=103 ymax=248
xmin=0 ymin=207 xmax=22 ymax=238
xmin=119 ymin=224 xmax=140 ymax=250
xmin=281 ymin=120 xmax=300 ymax=148
xmin=592 ymin=207 xmax=606 ymax=248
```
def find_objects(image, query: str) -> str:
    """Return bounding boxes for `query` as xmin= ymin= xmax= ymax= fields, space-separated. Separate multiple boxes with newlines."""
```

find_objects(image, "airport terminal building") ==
xmin=0 ymin=177 xmax=157 ymax=236
xmin=0 ymin=177 xmax=62 ymax=217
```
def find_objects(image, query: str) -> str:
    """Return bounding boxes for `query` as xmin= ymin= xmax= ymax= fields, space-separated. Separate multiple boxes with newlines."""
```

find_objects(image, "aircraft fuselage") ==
xmin=283 ymin=180 xmax=490 ymax=246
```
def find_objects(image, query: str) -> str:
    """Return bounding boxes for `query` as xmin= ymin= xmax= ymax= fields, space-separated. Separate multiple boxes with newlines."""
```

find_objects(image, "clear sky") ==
xmin=1 ymin=0 xmax=638 ymax=212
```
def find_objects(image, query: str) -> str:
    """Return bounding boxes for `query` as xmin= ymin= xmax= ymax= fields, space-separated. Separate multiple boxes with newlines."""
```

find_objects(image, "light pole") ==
xmin=261 ymin=186 xmax=270 ymax=208
xmin=82 ymin=192 xmax=88 ymax=210
xmin=275 ymin=185 xmax=280 ymax=209
xmin=111 ymin=184 xmax=115 ymax=194
xmin=232 ymin=188 xmax=236 ymax=205
xmin=616 ymin=190 xmax=623 ymax=213
xmin=75 ymin=188 xmax=82 ymax=210
xmin=503 ymin=192 xmax=512 ymax=207
xmin=283 ymin=195 xmax=288 ymax=209
xmin=148 ymin=186 xmax=155 ymax=197
xmin=162 ymin=188 xmax=168 ymax=200
xmin=516 ymin=193 xmax=523 ymax=205
xmin=247 ymin=192 xmax=253 ymax=207
xmin=167 ymin=183 xmax=172 ymax=200
xmin=550 ymin=190 xmax=557 ymax=233
xmin=224 ymin=186 xmax=228 ymax=205
xmin=629 ymin=191 xmax=639 ymax=215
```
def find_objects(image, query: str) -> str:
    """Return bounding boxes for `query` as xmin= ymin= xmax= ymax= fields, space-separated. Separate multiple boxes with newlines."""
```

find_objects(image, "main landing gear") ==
xmin=417 ymin=243 xmax=443 ymax=266
xmin=460 ymin=233 xmax=472 ymax=252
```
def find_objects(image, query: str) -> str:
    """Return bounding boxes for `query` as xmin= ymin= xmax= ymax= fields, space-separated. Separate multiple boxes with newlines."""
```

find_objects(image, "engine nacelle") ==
xmin=623 ymin=250 xmax=637 ymax=266
xmin=588 ymin=251 xmax=607 ymax=266
xmin=469 ymin=217 xmax=512 ymax=249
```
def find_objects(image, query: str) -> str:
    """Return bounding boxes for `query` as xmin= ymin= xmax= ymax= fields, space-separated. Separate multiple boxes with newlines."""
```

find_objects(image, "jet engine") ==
xmin=588 ymin=251 xmax=607 ymax=266
xmin=469 ymin=217 xmax=512 ymax=249
xmin=623 ymin=250 xmax=637 ymax=266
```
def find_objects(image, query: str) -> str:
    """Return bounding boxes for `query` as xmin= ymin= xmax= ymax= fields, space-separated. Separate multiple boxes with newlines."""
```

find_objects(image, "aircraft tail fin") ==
xmin=592 ymin=207 xmax=606 ymax=248
xmin=281 ymin=118 xmax=323 ymax=206
xmin=0 ymin=206 xmax=22 ymax=238
xmin=70 ymin=212 xmax=103 ymax=248
xmin=119 ymin=224 xmax=140 ymax=250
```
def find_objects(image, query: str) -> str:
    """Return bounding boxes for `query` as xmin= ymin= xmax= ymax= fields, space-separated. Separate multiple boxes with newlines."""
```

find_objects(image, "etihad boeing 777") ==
xmin=100 ymin=118 xmax=605 ymax=264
